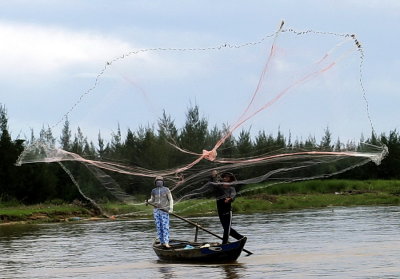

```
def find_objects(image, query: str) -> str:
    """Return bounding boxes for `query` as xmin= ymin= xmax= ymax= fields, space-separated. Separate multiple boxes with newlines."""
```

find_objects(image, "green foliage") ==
xmin=179 ymin=104 xmax=208 ymax=153
xmin=320 ymin=126 xmax=334 ymax=151
xmin=101 ymin=202 xmax=148 ymax=215
xmin=1 ymin=102 xmax=400 ymax=205
xmin=245 ymin=179 xmax=400 ymax=196
xmin=0 ymin=203 xmax=90 ymax=222
xmin=60 ymin=116 xmax=72 ymax=151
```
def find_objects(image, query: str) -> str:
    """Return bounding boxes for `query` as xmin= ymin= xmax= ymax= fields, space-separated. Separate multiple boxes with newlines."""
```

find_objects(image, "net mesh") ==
xmin=15 ymin=22 xmax=387 ymax=216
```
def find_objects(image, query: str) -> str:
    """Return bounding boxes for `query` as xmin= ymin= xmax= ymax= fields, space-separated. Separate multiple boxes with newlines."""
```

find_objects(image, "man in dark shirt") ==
xmin=210 ymin=171 xmax=245 ymax=244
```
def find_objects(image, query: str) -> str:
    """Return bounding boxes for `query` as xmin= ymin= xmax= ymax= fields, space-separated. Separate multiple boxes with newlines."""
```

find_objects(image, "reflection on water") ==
xmin=1 ymin=206 xmax=400 ymax=278
xmin=221 ymin=264 xmax=244 ymax=279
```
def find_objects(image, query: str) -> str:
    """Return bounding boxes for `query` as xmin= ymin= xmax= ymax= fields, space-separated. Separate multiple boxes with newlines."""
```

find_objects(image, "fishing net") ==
xmin=16 ymin=22 xmax=387 ymax=216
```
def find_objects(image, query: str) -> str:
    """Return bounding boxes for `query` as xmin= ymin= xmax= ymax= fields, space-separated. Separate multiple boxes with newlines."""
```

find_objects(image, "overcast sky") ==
xmin=1 ymin=0 xmax=399 ymax=145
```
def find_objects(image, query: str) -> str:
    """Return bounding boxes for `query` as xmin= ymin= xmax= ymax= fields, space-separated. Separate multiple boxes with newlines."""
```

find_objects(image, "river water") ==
xmin=1 ymin=206 xmax=399 ymax=278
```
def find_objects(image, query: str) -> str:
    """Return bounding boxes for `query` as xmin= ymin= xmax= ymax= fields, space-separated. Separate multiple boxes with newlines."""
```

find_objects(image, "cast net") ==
xmin=16 ymin=22 xmax=387 ymax=216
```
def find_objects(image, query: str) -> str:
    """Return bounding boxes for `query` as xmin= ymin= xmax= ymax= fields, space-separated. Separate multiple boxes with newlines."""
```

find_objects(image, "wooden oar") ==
xmin=147 ymin=202 xmax=253 ymax=256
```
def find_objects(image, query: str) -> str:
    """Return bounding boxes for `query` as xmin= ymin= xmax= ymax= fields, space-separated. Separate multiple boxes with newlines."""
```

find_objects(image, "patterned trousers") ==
xmin=153 ymin=209 xmax=170 ymax=244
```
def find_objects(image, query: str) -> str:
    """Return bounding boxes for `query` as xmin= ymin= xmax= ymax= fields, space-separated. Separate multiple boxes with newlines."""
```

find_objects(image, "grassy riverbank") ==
xmin=0 ymin=202 xmax=93 ymax=224
xmin=176 ymin=179 xmax=400 ymax=214
xmin=1 ymin=179 xmax=399 ymax=224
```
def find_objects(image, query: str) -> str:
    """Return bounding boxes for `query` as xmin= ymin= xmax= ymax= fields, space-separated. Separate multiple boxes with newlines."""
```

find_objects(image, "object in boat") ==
xmin=152 ymin=237 xmax=247 ymax=263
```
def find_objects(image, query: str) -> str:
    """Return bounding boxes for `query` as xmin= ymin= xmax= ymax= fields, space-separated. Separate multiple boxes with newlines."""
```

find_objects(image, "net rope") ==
xmin=16 ymin=21 xmax=387 ymax=216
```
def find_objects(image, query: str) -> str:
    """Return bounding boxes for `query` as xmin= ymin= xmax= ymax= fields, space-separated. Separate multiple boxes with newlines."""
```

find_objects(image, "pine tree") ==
xmin=157 ymin=111 xmax=179 ymax=168
xmin=219 ymin=123 xmax=236 ymax=158
xmin=334 ymin=137 xmax=342 ymax=151
xmin=97 ymin=131 xmax=105 ymax=159
xmin=320 ymin=126 xmax=333 ymax=151
xmin=39 ymin=126 xmax=55 ymax=147
xmin=206 ymin=125 xmax=222 ymax=150
xmin=276 ymin=128 xmax=286 ymax=149
xmin=158 ymin=110 xmax=178 ymax=140
xmin=236 ymin=129 xmax=253 ymax=157
xmin=254 ymin=130 xmax=276 ymax=154
xmin=0 ymin=104 xmax=8 ymax=133
xmin=110 ymin=123 xmax=122 ymax=158
xmin=71 ymin=127 xmax=85 ymax=155
xmin=60 ymin=117 xmax=72 ymax=151
xmin=236 ymin=128 xmax=254 ymax=180
xmin=179 ymin=105 xmax=208 ymax=153
xmin=0 ymin=104 xmax=13 ymax=200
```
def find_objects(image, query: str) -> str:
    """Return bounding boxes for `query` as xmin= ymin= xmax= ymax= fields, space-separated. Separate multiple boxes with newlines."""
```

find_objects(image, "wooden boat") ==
xmin=152 ymin=237 xmax=247 ymax=263
xmin=146 ymin=202 xmax=252 ymax=262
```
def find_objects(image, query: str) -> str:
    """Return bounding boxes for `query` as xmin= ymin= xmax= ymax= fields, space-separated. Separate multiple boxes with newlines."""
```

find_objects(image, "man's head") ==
xmin=220 ymin=172 xmax=236 ymax=183
xmin=155 ymin=176 xmax=164 ymax=187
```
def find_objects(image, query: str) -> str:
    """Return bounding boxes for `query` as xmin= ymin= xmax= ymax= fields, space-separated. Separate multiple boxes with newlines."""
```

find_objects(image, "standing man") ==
xmin=147 ymin=176 xmax=174 ymax=248
xmin=210 ymin=171 xmax=245 ymax=244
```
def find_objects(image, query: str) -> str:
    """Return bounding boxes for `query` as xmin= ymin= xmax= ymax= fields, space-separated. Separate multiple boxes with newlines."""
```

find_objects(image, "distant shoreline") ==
xmin=1 ymin=179 xmax=399 ymax=225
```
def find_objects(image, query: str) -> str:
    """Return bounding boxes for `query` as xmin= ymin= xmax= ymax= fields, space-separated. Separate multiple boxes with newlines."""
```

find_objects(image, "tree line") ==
xmin=0 ymin=103 xmax=399 ymax=204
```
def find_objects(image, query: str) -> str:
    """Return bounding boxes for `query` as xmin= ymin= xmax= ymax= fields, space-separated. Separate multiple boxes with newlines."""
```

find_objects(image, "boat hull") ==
xmin=152 ymin=237 xmax=247 ymax=263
